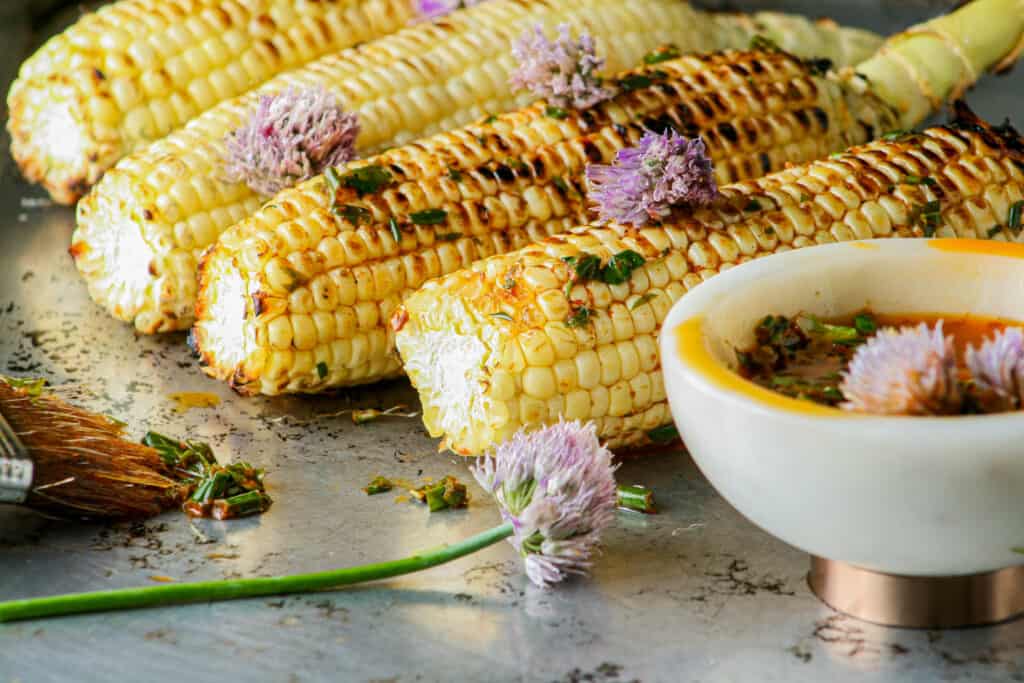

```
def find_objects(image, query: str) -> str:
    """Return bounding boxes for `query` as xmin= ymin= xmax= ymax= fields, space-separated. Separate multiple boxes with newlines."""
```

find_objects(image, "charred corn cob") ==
xmin=393 ymin=109 xmax=1024 ymax=454
xmin=9 ymin=0 xmax=417 ymax=204
xmin=193 ymin=48 xmax=898 ymax=395
xmin=73 ymin=0 xmax=885 ymax=334
xmin=191 ymin=0 xmax=1024 ymax=396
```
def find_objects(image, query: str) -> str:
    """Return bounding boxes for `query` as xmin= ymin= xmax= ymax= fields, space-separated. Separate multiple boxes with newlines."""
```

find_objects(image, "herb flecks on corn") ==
xmin=193 ymin=49 xmax=893 ymax=395
xmin=73 ymin=0 xmax=886 ymax=334
xmin=9 ymin=0 xmax=417 ymax=204
xmin=393 ymin=111 xmax=1024 ymax=454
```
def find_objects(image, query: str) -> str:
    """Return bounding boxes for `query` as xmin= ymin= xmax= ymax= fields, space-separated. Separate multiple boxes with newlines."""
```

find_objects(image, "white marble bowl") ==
xmin=660 ymin=239 xmax=1024 ymax=576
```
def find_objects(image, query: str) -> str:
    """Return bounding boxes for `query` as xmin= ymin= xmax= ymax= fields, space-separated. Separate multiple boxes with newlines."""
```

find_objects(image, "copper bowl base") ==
xmin=808 ymin=557 xmax=1024 ymax=629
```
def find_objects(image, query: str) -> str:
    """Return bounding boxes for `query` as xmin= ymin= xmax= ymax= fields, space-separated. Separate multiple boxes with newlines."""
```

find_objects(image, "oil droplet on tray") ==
xmin=167 ymin=391 xmax=221 ymax=412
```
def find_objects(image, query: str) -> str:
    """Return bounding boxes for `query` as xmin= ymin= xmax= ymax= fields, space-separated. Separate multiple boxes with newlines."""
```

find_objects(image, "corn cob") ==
xmin=9 ymin=0 xmax=417 ymax=205
xmin=393 ymin=109 xmax=1024 ymax=454
xmin=193 ymin=48 xmax=898 ymax=395
xmin=73 ymin=0 xmax=885 ymax=335
xmin=191 ymin=0 xmax=1024 ymax=396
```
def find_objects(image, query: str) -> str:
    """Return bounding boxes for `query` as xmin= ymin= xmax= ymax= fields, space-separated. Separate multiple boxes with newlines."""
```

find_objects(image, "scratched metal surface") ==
xmin=1 ymin=2 xmax=1023 ymax=682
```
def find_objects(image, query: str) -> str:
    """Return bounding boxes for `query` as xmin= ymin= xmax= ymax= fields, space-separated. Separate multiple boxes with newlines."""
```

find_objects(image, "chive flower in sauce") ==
xmin=965 ymin=327 xmax=1024 ymax=412
xmin=840 ymin=323 xmax=962 ymax=415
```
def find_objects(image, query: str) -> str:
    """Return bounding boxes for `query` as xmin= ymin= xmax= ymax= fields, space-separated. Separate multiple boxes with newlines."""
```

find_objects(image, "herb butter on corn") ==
xmin=394 ymin=111 xmax=1024 ymax=454
xmin=73 ymin=0 xmax=884 ymax=333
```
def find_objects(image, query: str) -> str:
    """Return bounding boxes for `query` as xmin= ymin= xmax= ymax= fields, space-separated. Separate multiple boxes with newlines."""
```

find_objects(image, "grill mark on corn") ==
xmin=394 ymin=121 xmax=1024 ymax=453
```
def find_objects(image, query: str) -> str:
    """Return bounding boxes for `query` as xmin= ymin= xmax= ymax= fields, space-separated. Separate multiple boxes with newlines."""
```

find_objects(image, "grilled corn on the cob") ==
xmin=393 ymin=109 xmax=1024 ymax=454
xmin=9 ymin=0 xmax=417 ymax=204
xmin=73 ymin=0 xmax=885 ymax=334
xmin=193 ymin=48 xmax=898 ymax=395
xmin=191 ymin=0 xmax=1024 ymax=396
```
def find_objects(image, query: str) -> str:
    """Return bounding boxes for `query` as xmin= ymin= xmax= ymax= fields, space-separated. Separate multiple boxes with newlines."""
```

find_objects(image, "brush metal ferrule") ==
xmin=0 ymin=409 xmax=33 ymax=504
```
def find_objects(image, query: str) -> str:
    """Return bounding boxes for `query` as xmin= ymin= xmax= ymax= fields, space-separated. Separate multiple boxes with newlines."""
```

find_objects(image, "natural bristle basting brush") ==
xmin=0 ymin=379 xmax=180 ymax=519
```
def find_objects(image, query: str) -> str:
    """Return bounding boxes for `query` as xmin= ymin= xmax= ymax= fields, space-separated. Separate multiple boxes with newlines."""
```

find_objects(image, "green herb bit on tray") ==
xmin=363 ymin=476 xmax=394 ymax=495
xmin=617 ymin=485 xmax=656 ymax=513
xmin=142 ymin=431 xmax=272 ymax=520
xmin=411 ymin=476 xmax=469 ymax=512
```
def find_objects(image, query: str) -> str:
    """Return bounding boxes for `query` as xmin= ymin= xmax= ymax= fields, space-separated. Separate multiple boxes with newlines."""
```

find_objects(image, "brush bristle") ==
xmin=0 ymin=383 xmax=183 ymax=519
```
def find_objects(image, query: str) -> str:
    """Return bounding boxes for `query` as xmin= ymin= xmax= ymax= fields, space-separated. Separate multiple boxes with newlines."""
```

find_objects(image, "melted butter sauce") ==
xmin=676 ymin=311 xmax=1023 ymax=415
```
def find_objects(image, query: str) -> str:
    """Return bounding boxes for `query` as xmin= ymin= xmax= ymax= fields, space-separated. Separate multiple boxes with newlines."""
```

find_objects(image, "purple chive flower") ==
xmin=585 ymin=130 xmax=719 ymax=226
xmin=509 ymin=23 xmax=613 ymax=110
xmin=840 ymin=322 xmax=962 ymax=415
xmin=414 ymin=0 xmax=487 ymax=22
xmin=224 ymin=87 xmax=360 ymax=196
xmin=966 ymin=327 xmax=1024 ymax=412
xmin=472 ymin=420 xmax=618 ymax=587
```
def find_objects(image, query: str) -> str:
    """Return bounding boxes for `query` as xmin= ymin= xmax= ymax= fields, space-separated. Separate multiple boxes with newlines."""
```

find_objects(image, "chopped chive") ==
xmin=490 ymin=312 xmax=513 ymax=321
xmin=881 ymin=129 xmax=911 ymax=141
xmin=191 ymin=471 xmax=232 ymax=504
xmin=324 ymin=166 xmax=342 ymax=195
xmin=502 ymin=277 xmax=516 ymax=290
xmin=447 ymin=167 xmax=463 ymax=182
xmin=853 ymin=313 xmax=877 ymax=334
xmin=617 ymin=485 xmax=656 ymax=513
xmin=744 ymin=199 xmax=763 ymax=212
xmin=643 ymin=45 xmax=681 ymax=65
xmin=602 ymin=250 xmax=646 ymax=285
xmin=335 ymin=204 xmax=371 ymax=225
xmin=0 ymin=375 xmax=46 ymax=397
xmin=415 ymin=476 xmax=469 ymax=512
xmin=363 ymin=476 xmax=393 ymax=495
xmin=341 ymin=165 xmax=392 ymax=195
xmin=630 ymin=292 xmax=657 ymax=310
xmin=821 ymin=386 xmax=843 ymax=402
xmin=770 ymin=375 xmax=801 ymax=387
xmin=618 ymin=73 xmax=656 ymax=91
xmin=799 ymin=193 xmax=812 ymax=203
xmin=410 ymin=209 xmax=447 ymax=225
xmin=483 ymin=115 xmax=497 ymax=124
xmin=821 ymin=323 xmax=860 ymax=343
xmin=647 ymin=424 xmax=679 ymax=443
xmin=211 ymin=491 xmax=273 ymax=520
xmin=902 ymin=175 xmax=936 ymax=186
xmin=436 ymin=232 xmax=462 ymax=242
xmin=316 ymin=361 xmax=328 ymax=379
xmin=565 ymin=306 xmax=593 ymax=328
xmin=989 ymin=225 xmax=1004 ymax=238
xmin=1009 ymin=200 xmax=1023 ymax=234
xmin=749 ymin=35 xmax=780 ymax=52
xmin=564 ymin=254 xmax=602 ymax=281
xmin=552 ymin=176 xmax=571 ymax=195
xmin=388 ymin=217 xmax=402 ymax=243
xmin=545 ymin=106 xmax=569 ymax=119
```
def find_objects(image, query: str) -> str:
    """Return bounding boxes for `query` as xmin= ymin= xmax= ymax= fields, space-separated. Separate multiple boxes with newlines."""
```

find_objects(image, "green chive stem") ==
xmin=0 ymin=522 xmax=515 ymax=623
xmin=617 ymin=485 xmax=656 ymax=513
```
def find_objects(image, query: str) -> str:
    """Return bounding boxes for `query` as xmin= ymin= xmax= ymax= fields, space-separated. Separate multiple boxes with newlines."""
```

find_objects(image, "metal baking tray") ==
xmin=1 ymin=2 xmax=1021 ymax=681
